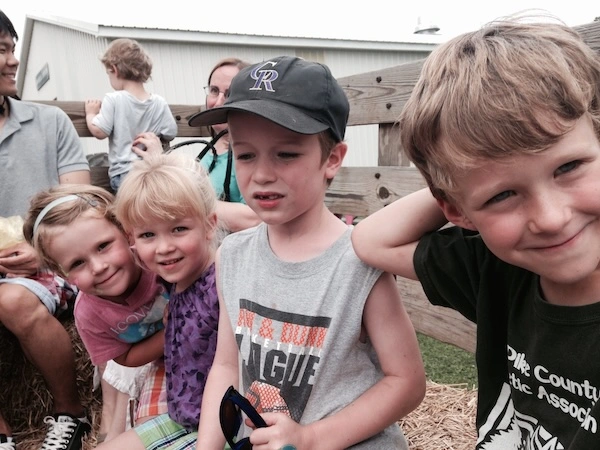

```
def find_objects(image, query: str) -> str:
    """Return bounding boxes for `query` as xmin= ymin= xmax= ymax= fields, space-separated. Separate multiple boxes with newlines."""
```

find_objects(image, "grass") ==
xmin=417 ymin=332 xmax=478 ymax=388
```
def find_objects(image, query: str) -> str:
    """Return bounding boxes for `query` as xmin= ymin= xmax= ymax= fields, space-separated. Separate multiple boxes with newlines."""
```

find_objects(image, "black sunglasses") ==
xmin=220 ymin=386 xmax=267 ymax=450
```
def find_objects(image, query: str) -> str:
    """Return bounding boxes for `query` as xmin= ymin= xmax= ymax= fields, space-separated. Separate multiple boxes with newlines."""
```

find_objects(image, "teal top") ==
xmin=199 ymin=150 xmax=245 ymax=204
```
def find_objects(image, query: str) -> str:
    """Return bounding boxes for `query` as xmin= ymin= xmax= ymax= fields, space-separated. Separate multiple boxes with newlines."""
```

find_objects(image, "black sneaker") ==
xmin=40 ymin=413 xmax=91 ymax=450
xmin=0 ymin=434 xmax=16 ymax=450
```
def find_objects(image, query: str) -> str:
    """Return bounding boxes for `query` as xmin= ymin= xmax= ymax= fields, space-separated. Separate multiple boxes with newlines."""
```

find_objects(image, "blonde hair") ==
xmin=400 ymin=19 xmax=600 ymax=203
xmin=23 ymin=184 xmax=118 ymax=275
xmin=101 ymin=38 xmax=152 ymax=83
xmin=114 ymin=152 xmax=219 ymax=248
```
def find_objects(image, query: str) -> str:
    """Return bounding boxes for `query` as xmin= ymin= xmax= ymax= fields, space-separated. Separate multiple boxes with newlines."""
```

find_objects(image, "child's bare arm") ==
xmin=84 ymin=99 xmax=109 ymax=139
xmin=322 ymin=272 xmax=425 ymax=446
xmin=216 ymin=201 xmax=261 ymax=233
xmin=196 ymin=249 xmax=240 ymax=450
xmin=321 ymin=272 xmax=425 ymax=443
xmin=195 ymin=307 xmax=238 ymax=450
xmin=352 ymin=187 xmax=447 ymax=280
xmin=361 ymin=272 xmax=426 ymax=419
xmin=112 ymin=328 xmax=164 ymax=367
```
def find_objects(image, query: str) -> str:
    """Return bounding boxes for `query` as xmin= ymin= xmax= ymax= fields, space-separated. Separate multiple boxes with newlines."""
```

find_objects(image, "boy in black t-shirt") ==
xmin=353 ymin=18 xmax=600 ymax=449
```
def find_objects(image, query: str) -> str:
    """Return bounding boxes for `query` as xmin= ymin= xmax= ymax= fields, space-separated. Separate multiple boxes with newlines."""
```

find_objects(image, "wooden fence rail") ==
xmin=37 ymin=19 xmax=600 ymax=353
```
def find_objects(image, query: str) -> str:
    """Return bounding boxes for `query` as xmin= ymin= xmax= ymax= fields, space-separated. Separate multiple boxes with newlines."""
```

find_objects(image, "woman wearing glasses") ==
xmin=192 ymin=58 xmax=260 ymax=233
xmin=201 ymin=59 xmax=248 ymax=202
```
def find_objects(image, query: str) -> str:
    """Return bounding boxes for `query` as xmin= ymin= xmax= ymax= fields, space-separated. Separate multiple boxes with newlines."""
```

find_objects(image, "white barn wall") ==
xmin=139 ymin=41 xmax=296 ymax=104
xmin=19 ymin=18 xmax=438 ymax=166
xmin=23 ymin=22 xmax=109 ymax=101
xmin=21 ymin=21 xmax=112 ymax=154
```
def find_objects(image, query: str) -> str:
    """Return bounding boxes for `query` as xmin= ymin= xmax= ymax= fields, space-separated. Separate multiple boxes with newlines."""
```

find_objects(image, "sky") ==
xmin=2 ymin=0 xmax=599 ymax=49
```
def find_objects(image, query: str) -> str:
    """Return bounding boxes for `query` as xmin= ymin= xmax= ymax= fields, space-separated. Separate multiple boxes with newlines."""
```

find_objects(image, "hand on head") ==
xmin=132 ymin=132 xmax=163 ymax=158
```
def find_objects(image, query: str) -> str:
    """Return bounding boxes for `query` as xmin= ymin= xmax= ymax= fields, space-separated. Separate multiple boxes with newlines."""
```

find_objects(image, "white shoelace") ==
xmin=40 ymin=416 xmax=77 ymax=450
xmin=0 ymin=442 xmax=15 ymax=450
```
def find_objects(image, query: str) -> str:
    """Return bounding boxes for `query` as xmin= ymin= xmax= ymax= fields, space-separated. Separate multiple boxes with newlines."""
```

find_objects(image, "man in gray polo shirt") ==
xmin=0 ymin=9 xmax=91 ymax=450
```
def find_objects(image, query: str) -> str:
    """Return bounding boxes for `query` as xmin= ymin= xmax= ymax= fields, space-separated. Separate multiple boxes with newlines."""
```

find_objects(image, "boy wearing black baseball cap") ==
xmin=193 ymin=56 xmax=425 ymax=450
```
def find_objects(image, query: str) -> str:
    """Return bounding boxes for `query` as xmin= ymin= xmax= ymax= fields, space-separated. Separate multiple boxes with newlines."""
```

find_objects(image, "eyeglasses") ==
xmin=220 ymin=386 xmax=267 ymax=450
xmin=204 ymin=85 xmax=230 ymax=98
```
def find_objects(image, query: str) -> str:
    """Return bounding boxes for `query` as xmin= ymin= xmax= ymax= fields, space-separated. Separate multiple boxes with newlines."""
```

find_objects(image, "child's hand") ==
xmin=84 ymin=99 xmax=102 ymax=115
xmin=249 ymin=413 xmax=313 ymax=450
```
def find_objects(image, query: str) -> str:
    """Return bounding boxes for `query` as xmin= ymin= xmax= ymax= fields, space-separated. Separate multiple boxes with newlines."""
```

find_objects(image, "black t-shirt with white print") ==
xmin=415 ymin=226 xmax=600 ymax=450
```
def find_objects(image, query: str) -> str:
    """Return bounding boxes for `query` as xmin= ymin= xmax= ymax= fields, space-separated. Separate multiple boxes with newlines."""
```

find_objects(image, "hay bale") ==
xmin=400 ymin=381 xmax=478 ymax=450
xmin=0 ymin=317 xmax=101 ymax=449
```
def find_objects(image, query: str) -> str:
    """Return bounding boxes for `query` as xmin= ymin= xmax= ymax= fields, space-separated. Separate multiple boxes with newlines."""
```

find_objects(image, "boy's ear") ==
xmin=436 ymin=198 xmax=478 ymax=231
xmin=324 ymin=142 xmax=347 ymax=179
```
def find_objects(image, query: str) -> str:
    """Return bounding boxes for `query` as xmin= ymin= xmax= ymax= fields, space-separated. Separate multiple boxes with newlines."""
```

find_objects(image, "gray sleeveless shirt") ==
xmin=219 ymin=224 xmax=408 ymax=449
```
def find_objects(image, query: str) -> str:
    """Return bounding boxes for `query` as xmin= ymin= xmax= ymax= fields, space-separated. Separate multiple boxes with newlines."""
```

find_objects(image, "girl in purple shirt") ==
xmin=100 ymin=151 xmax=220 ymax=450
